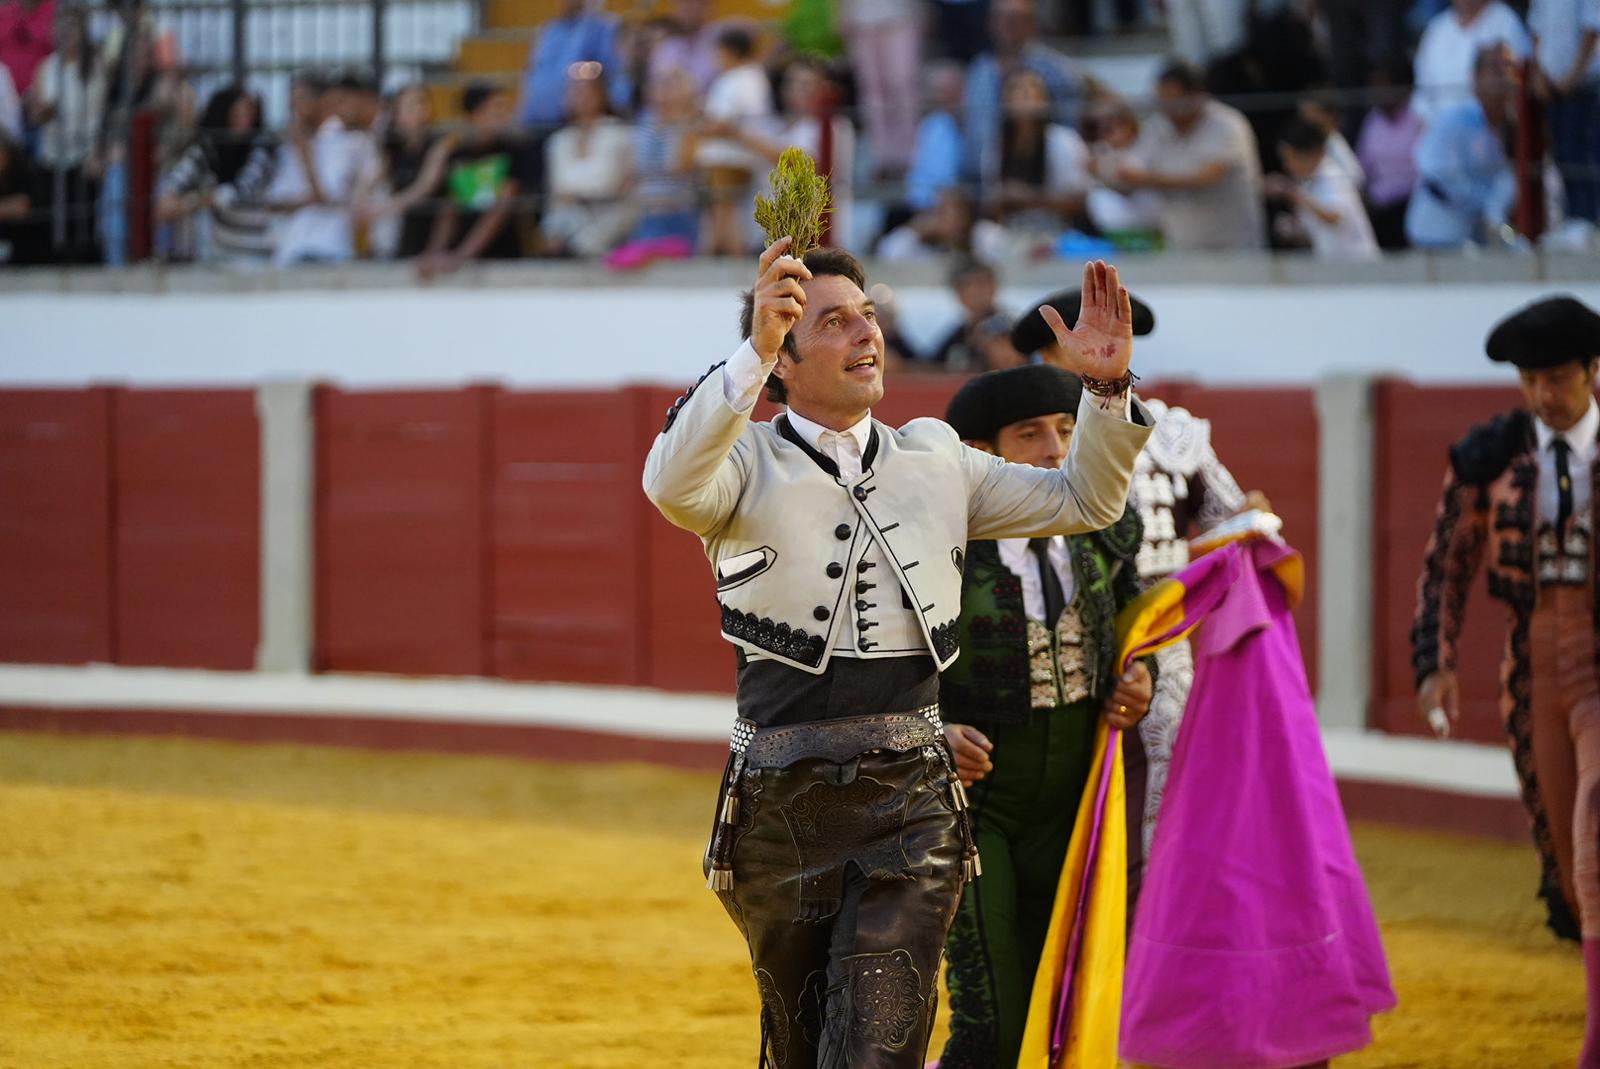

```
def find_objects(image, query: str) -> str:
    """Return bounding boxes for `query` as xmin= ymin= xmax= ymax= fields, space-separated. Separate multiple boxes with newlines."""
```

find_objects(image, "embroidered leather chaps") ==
xmin=713 ymin=743 xmax=967 ymax=1068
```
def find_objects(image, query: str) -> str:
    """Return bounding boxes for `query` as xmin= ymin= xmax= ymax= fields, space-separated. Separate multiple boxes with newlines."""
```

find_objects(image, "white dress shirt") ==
xmin=723 ymin=340 xmax=872 ymax=479
xmin=997 ymin=535 xmax=1078 ymax=623
xmin=784 ymin=408 xmax=872 ymax=482
xmin=1534 ymin=398 xmax=1599 ymax=524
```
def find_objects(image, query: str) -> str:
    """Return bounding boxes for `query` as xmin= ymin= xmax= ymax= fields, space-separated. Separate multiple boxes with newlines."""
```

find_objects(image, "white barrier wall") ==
xmin=7 ymin=272 xmax=1600 ymax=387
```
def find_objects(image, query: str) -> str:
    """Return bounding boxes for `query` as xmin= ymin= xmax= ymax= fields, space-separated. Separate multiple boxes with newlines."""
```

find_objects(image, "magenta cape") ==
xmin=1119 ymin=540 xmax=1396 ymax=1069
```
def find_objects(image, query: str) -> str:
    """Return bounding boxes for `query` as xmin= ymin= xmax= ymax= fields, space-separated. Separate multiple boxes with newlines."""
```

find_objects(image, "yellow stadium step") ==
xmin=456 ymin=31 xmax=536 ymax=76
xmin=424 ymin=72 xmax=521 ymax=123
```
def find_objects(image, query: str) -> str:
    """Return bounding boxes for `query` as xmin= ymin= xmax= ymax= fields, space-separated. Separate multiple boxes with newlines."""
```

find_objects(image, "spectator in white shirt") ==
xmin=1413 ymin=0 xmax=1531 ymax=117
xmin=540 ymin=66 xmax=635 ymax=257
xmin=1266 ymin=114 xmax=1380 ymax=259
xmin=1084 ymin=97 xmax=1162 ymax=236
xmin=693 ymin=25 xmax=771 ymax=256
xmin=273 ymin=72 xmax=379 ymax=266
xmin=719 ymin=57 xmax=856 ymax=250
xmin=876 ymin=187 xmax=1012 ymax=263
xmin=1406 ymin=41 xmax=1522 ymax=248
xmin=1102 ymin=59 xmax=1266 ymax=251
xmin=0 ymin=53 xmax=20 ymax=143
xmin=23 ymin=7 xmax=102 ymax=172
xmin=1529 ymin=0 xmax=1600 ymax=229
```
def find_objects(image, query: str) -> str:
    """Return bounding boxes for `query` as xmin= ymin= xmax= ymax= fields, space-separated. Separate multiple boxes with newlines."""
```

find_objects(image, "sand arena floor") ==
xmin=0 ymin=731 xmax=1585 ymax=1068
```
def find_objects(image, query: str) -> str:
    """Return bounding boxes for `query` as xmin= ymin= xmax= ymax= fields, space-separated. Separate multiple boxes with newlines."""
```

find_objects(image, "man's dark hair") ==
xmin=716 ymin=26 xmax=756 ymax=61
xmin=291 ymin=70 xmax=329 ymax=95
xmin=462 ymin=80 xmax=500 ymax=117
xmin=947 ymin=256 xmax=994 ymax=289
xmin=1375 ymin=52 xmax=1414 ymax=91
xmin=336 ymin=69 xmax=380 ymax=95
xmin=1277 ymin=114 xmax=1327 ymax=154
xmin=739 ymin=247 xmax=867 ymax=405
xmin=1156 ymin=58 xmax=1207 ymax=94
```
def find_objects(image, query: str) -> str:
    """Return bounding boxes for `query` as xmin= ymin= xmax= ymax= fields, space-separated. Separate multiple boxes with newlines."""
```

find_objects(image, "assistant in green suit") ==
xmin=935 ymin=364 xmax=1152 ymax=1069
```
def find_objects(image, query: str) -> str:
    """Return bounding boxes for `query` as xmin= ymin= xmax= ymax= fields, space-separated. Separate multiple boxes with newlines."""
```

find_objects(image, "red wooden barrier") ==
xmin=113 ymin=390 xmax=260 ymax=669
xmin=490 ymin=388 xmax=650 ymax=685
xmin=1179 ymin=385 xmax=1321 ymax=686
xmin=0 ymin=389 xmax=114 ymax=664
xmin=315 ymin=388 xmax=490 ymax=676
xmin=638 ymin=385 xmax=731 ymax=692
xmin=1371 ymin=380 xmax=1526 ymax=744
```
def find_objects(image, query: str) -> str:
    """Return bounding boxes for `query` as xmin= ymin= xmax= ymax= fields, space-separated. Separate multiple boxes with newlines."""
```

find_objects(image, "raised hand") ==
xmin=750 ymin=236 xmax=813 ymax=361
xmin=1038 ymin=260 xmax=1134 ymax=383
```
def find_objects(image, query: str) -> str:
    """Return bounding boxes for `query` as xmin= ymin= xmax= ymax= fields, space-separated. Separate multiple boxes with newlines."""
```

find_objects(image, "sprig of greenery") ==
xmin=753 ymin=147 xmax=832 ymax=258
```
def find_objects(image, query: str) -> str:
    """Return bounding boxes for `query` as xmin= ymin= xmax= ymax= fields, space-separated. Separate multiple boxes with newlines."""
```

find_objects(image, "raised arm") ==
xmin=642 ymin=239 xmax=811 ymax=536
xmin=964 ymin=260 xmax=1151 ymax=538
xmin=961 ymin=392 xmax=1151 ymax=539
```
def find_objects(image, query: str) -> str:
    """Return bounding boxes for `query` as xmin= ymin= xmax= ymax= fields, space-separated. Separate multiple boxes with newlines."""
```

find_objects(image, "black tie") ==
xmin=1029 ymin=537 xmax=1068 ymax=625
xmin=1554 ymin=438 xmax=1574 ymax=540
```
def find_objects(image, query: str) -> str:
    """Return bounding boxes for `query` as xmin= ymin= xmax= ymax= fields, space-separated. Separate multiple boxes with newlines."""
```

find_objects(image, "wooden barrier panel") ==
xmin=114 ymin=390 xmax=260 ymax=669
xmin=315 ymin=388 xmax=490 ymax=676
xmin=638 ymin=384 xmax=732 ymax=693
xmin=490 ymin=388 xmax=648 ymax=685
xmin=0 ymin=389 xmax=114 ymax=664
xmin=1371 ymin=380 xmax=1525 ymax=743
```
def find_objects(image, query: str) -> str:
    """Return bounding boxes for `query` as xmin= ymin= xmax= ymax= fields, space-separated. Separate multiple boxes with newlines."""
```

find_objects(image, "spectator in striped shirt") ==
xmin=156 ymin=84 xmax=275 ymax=264
xmin=606 ymin=65 xmax=700 ymax=269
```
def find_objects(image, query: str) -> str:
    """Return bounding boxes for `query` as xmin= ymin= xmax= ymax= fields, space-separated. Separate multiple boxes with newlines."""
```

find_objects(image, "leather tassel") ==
xmin=707 ymin=865 xmax=734 ymax=892
xmin=720 ymin=791 xmax=740 ymax=825
xmin=963 ymin=853 xmax=983 ymax=881
xmin=951 ymin=779 xmax=969 ymax=812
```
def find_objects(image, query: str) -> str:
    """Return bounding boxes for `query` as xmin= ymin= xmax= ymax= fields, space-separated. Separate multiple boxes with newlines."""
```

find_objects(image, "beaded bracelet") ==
xmin=1080 ymin=370 xmax=1139 ymax=408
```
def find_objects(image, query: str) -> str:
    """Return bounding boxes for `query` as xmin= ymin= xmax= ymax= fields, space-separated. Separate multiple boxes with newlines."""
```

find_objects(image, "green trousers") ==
xmin=939 ymin=701 xmax=1098 ymax=1069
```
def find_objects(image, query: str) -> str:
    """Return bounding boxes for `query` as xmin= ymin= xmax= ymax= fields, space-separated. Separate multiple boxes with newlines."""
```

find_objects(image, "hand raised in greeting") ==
xmin=1037 ymin=260 xmax=1134 ymax=384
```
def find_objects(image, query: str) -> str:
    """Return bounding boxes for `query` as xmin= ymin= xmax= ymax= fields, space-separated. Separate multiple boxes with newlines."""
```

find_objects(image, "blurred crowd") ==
xmin=0 ymin=0 xmax=1596 ymax=285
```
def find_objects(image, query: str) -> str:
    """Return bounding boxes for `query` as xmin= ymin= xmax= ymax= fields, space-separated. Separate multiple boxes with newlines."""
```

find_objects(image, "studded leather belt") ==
xmin=731 ymin=705 xmax=946 ymax=769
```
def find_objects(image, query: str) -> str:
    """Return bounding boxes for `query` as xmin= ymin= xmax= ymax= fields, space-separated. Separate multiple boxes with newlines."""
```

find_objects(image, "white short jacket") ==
xmin=643 ymin=349 xmax=1154 ymax=674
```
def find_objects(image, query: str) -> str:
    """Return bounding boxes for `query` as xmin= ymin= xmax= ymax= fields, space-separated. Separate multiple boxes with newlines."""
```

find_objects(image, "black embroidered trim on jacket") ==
xmin=720 ymin=603 xmax=827 ymax=667
xmin=1410 ymin=471 xmax=1486 ymax=687
xmin=930 ymin=619 xmax=959 ymax=662
xmin=1504 ymin=608 xmax=1583 ymax=942
xmin=1449 ymin=409 xmax=1534 ymax=487
xmin=775 ymin=414 xmax=882 ymax=478
xmin=661 ymin=361 xmax=727 ymax=433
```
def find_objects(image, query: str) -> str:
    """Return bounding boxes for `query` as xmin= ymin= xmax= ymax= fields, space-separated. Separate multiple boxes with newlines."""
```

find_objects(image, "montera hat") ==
xmin=945 ymin=364 xmax=1085 ymax=442
xmin=1485 ymin=295 xmax=1600 ymax=369
xmin=1010 ymin=287 xmax=1157 ymax=356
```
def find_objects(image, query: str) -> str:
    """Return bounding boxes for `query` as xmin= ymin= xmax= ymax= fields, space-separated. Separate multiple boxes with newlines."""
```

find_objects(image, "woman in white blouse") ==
xmin=539 ymin=67 xmax=635 ymax=257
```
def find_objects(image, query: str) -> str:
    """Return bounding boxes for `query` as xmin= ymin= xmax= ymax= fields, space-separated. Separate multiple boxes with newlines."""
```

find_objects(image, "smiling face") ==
xmin=774 ymin=273 xmax=887 ymax=429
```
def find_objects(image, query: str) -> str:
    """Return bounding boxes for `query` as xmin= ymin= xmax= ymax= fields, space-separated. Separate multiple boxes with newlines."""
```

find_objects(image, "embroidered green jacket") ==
xmin=940 ymin=510 xmax=1146 ymax=728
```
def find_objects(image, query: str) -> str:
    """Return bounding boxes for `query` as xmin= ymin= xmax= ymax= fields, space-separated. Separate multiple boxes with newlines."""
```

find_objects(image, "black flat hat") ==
xmin=1486 ymin=295 xmax=1600 ymax=369
xmin=1010 ymin=287 xmax=1156 ymax=357
xmin=945 ymin=364 xmax=1084 ymax=442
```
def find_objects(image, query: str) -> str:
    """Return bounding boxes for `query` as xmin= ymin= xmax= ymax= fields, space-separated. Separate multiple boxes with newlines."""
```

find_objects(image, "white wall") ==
xmin=7 ymin=279 xmax=1600 ymax=388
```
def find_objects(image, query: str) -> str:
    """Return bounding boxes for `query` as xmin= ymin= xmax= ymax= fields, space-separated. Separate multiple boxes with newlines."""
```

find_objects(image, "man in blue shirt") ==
xmin=517 ymin=0 xmax=629 ymax=131
xmin=1406 ymin=40 xmax=1521 ymax=248
xmin=962 ymin=0 xmax=1081 ymax=181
